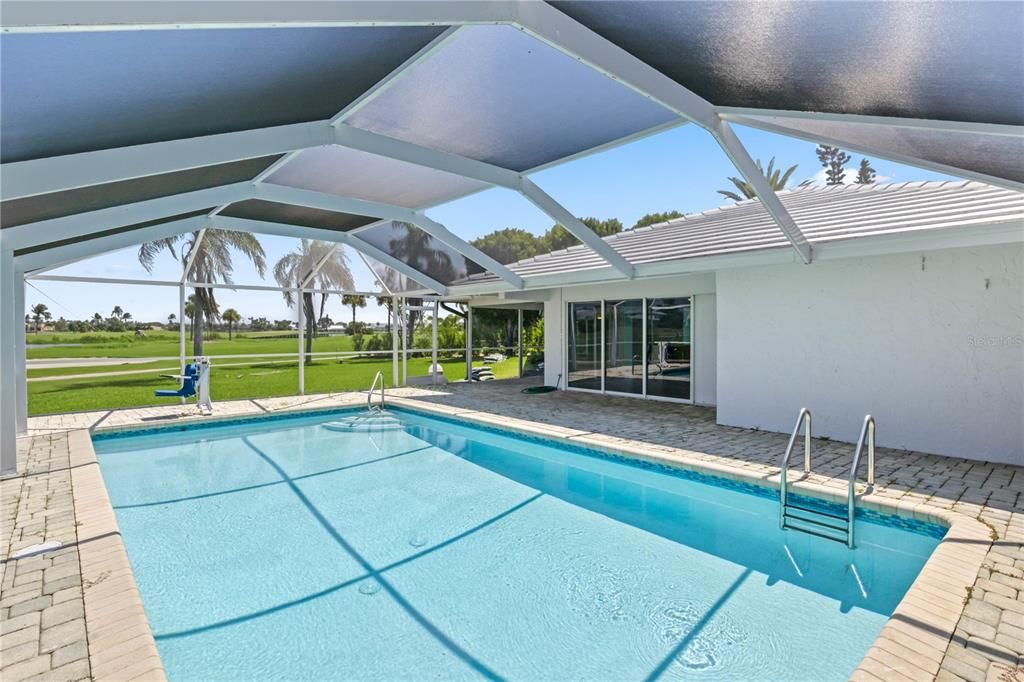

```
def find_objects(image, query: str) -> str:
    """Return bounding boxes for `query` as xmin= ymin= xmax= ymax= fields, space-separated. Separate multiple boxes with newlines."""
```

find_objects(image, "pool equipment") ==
xmin=155 ymin=357 xmax=212 ymax=414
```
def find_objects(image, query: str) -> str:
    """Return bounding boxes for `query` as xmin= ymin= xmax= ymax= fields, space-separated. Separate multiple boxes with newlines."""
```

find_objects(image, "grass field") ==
xmin=28 ymin=356 xmax=523 ymax=415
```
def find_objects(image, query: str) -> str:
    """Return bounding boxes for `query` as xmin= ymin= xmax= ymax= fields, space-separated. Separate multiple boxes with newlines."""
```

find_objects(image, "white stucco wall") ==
xmin=716 ymin=243 xmax=1024 ymax=465
xmin=541 ymin=273 xmax=717 ymax=403
xmin=693 ymin=294 xmax=717 ymax=406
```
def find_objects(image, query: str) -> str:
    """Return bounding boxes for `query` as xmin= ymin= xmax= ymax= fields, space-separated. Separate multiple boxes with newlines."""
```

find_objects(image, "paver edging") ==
xmin=68 ymin=429 xmax=166 ymax=682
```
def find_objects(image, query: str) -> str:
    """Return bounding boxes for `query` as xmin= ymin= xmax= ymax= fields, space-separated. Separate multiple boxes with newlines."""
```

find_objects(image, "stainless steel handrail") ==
xmin=847 ymin=415 xmax=876 ymax=548
xmin=367 ymin=371 xmax=385 ymax=412
xmin=779 ymin=408 xmax=812 ymax=529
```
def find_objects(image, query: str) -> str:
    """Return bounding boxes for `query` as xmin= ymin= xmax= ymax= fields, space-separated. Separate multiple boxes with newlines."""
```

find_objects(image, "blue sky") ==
xmin=31 ymin=124 xmax=955 ymax=325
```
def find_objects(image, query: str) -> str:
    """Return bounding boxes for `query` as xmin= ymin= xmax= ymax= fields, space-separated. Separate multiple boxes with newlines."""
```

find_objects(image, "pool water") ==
xmin=94 ymin=408 xmax=943 ymax=681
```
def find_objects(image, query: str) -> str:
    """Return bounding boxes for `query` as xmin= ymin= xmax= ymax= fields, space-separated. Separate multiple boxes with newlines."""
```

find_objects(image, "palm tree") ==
xmin=342 ymin=295 xmax=367 ymax=329
xmin=139 ymin=229 xmax=266 ymax=355
xmin=388 ymin=223 xmax=456 ymax=340
xmin=167 ymin=313 xmax=176 ymax=328
xmin=91 ymin=313 xmax=103 ymax=329
xmin=111 ymin=305 xmax=124 ymax=321
xmin=30 ymin=303 xmax=51 ymax=333
xmin=717 ymin=158 xmax=798 ymax=202
xmin=375 ymin=296 xmax=393 ymax=334
xmin=273 ymin=240 xmax=353 ymax=363
xmin=222 ymin=308 xmax=241 ymax=340
xmin=388 ymin=223 xmax=456 ymax=283
xmin=184 ymin=296 xmax=196 ymax=341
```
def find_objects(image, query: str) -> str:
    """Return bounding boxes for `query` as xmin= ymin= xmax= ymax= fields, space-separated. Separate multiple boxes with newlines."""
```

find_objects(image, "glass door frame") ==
xmin=565 ymin=300 xmax=604 ymax=393
xmin=564 ymin=296 xmax=694 ymax=404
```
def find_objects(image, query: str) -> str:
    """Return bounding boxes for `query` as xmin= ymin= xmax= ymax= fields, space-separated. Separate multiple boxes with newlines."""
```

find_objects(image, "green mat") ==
xmin=521 ymin=385 xmax=558 ymax=394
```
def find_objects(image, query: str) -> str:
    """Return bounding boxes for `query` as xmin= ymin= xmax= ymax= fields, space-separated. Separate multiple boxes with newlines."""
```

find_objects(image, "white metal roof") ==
xmin=1 ymin=1 xmax=1021 ymax=295
xmin=457 ymin=181 xmax=1024 ymax=286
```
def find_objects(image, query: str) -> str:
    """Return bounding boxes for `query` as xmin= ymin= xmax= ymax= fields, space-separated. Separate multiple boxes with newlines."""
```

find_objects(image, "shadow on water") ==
xmin=113 ymin=445 xmax=434 ymax=510
xmin=155 ymin=437 xmax=550 ymax=681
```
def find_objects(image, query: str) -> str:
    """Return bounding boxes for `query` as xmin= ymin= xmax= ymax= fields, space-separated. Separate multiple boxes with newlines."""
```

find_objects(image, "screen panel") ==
xmin=13 ymin=209 xmax=213 ymax=257
xmin=1 ymin=156 xmax=280 ymax=229
xmin=735 ymin=116 xmax=1024 ymax=186
xmin=347 ymin=25 xmax=677 ymax=171
xmin=265 ymin=146 xmax=489 ymax=209
xmin=354 ymin=221 xmax=487 ymax=290
xmin=551 ymin=1 xmax=1024 ymax=126
xmin=218 ymin=200 xmax=377 ymax=233
xmin=1 ymin=25 xmax=447 ymax=162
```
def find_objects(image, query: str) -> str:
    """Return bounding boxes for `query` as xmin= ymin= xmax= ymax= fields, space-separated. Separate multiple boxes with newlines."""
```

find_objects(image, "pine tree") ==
xmin=855 ymin=158 xmax=877 ymax=185
xmin=816 ymin=145 xmax=852 ymax=185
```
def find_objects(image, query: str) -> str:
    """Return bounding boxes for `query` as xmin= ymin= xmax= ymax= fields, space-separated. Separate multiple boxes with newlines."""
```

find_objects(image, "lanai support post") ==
xmin=1 ymin=249 xmax=20 ymax=474
xmin=465 ymin=306 xmax=473 ymax=381
xmin=431 ymin=301 xmax=439 ymax=387
xmin=178 ymin=284 xmax=186 ymax=374
xmin=517 ymin=308 xmax=524 ymax=378
xmin=297 ymin=288 xmax=305 ymax=396
xmin=14 ymin=263 xmax=27 ymax=434
xmin=391 ymin=295 xmax=399 ymax=388
xmin=400 ymin=298 xmax=408 ymax=386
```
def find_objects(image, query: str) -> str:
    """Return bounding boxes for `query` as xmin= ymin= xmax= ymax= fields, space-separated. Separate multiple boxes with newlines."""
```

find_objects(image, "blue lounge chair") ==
xmin=155 ymin=363 xmax=199 ymax=398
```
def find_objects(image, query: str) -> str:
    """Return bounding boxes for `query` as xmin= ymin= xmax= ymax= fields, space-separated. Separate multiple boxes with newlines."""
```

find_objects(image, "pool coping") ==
xmin=79 ymin=395 xmax=994 ymax=682
xmin=69 ymin=430 xmax=167 ymax=682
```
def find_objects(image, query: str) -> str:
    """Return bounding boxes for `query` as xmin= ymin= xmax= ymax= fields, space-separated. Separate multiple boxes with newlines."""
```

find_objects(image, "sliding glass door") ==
xmin=645 ymin=297 xmax=691 ymax=401
xmin=604 ymin=299 xmax=644 ymax=395
xmin=567 ymin=301 xmax=602 ymax=390
xmin=567 ymin=296 xmax=693 ymax=402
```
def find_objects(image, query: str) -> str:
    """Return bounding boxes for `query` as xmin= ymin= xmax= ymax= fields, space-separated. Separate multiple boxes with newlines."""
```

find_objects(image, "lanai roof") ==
xmin=1 ymin=1 xmax=1021 ymax=295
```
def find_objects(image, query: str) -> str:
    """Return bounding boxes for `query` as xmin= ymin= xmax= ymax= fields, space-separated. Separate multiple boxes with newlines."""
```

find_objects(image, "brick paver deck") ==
xmin=3 ymin=381 xmax=1021 ymax=681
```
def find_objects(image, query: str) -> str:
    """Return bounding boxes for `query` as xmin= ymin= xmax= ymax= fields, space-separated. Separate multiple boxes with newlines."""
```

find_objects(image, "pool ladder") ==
xmin=367 ymin=371 xmax=385 ymax=412
xmin=779 ymin=409 xmax=875 ymax=548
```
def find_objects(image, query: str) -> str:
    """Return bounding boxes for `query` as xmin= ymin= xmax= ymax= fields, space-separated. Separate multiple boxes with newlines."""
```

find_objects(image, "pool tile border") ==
xmin=68 ymin=430 xmax=166 ymax=682
xmin=80 ymin=395 xmax=996 ymax=681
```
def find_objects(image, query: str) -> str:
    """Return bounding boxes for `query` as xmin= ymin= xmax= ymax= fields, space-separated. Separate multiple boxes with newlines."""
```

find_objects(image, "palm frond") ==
xmin=777 ymin=164 xmax=798 ymax=189
xmin=717 ymin=189 xmax=744 ymax=202
xmin=137 ymin=236 xmax=181 ymax=272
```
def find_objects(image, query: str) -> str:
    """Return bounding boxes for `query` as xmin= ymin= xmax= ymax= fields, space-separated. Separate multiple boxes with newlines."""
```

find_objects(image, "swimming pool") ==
xmin=93 ymin=407 xmax=944 ymax=681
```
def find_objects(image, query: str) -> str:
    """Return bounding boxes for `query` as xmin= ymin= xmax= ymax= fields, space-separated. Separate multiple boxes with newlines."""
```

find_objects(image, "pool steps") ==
xmin=322 ymin=411 xmax=404 ymax=432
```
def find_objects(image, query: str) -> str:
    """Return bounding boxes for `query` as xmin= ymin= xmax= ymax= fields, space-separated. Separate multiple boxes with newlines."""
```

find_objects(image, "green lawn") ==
xmin=28 ymin=356 xmax=523 ymax=415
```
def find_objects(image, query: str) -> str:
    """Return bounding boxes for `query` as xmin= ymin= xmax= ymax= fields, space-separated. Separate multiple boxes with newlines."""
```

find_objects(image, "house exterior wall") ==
xmin=716 ymin=243 xmax=1024 ymax=465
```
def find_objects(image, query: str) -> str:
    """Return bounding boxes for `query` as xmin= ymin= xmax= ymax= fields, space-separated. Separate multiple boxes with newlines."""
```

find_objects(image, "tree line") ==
xmin=26 ymin=304 xmax=138 ymax=333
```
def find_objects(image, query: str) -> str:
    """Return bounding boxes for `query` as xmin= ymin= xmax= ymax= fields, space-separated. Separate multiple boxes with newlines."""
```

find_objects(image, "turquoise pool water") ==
xmin=94 ymin=408 xmax=943 ymax=681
